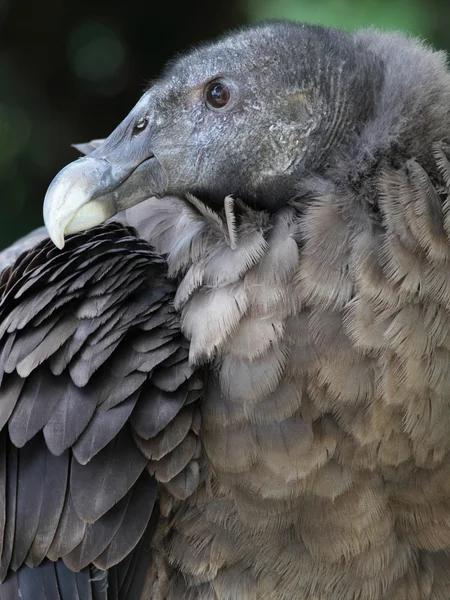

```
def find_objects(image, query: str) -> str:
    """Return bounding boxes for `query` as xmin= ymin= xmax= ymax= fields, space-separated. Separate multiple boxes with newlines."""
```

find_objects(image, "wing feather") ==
xmin=70 ymin=427 xmax=147 ymax=523
xmin=63 ymin=493 xmax=131 ymax=572
xmin=0 ymin=223 xmax=203 ymax=597
xmin=25 ymin=446 xmax=69 ymax=567
xmin=0 ymin=444 xmax=17 ymax=582
xmin=10 ymin=436 xmax=47 ymax=570
xmin=72 ymin=391 xmax=140 ymax=465
xmin=93 ymin=473 xmax=156 ymax=570
xmin=8 ymin=368 xmax=65 ymax=448
xmin=46 ymin=496 xmax=86 ymax=562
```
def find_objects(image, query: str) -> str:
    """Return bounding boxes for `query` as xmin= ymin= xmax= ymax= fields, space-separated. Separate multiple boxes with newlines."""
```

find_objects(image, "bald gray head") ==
xmin=138 ymin=22 xmax=382 ymax=207
xmin=45 ymin=21 xmax=450 ymax=248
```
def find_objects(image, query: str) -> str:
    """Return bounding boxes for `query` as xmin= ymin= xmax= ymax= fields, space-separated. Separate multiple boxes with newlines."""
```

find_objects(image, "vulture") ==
xmin=2 ymin=19 xmax=450 ymax=600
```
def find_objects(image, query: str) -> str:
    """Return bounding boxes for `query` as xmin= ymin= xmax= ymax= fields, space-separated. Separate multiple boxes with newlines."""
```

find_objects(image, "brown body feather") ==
xmin=125 ymin=143 xmax=450 ymax=598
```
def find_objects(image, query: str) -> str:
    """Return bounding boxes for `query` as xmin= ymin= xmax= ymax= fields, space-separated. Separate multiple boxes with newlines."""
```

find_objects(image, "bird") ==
xmin=1 ymin=18 xmax=450 ymax=599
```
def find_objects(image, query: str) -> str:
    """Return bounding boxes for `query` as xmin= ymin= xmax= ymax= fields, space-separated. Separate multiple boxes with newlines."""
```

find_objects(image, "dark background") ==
xmin=1 ymin=0 xmax=449 ymax=248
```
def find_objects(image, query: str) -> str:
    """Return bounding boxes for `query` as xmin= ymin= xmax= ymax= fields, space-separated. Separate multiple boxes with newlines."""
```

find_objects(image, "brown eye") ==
xmin=205 ymin=80 xmax=231 ymax=110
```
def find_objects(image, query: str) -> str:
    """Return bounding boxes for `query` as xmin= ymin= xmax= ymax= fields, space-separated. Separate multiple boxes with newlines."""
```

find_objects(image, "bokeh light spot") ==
xmin=0 ymin=104 xmax=31 ymax=173
xmin=69 ymin=22 xmax=126 ymax=84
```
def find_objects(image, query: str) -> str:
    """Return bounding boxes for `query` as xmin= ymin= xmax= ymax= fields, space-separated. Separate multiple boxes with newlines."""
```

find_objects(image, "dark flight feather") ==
xmin=0 ymin=444 xmax=17 ymax=582
xmin=8 ymin=368 xmax=66 ymax=448
xmin=46 ymin=496 xmax=86 ymax=562
xmin=25 ymin=446 xmax=69 ymax=567
xmin=92 ymin=473 xmax=156 ymax=570
xmin=63 ymin=492 xmax=131 ymax=572
xmin=0 ymin=223 xmax=202 ymax=597
xmin=11 ymin=436 xmax=48 ymax=570
xmin=131 ymin=381 xmax=190 ymax=439
xmin=70 ymin=427 xmax=147 ymax=523
xmin=43 ymin=377 xmax=99 ymax=456
xmin=72 ymin=392 xmax=140 ymax=465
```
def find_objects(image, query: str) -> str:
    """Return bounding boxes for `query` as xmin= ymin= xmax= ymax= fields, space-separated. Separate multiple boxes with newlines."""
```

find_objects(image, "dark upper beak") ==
xmin=44 ymin=93 xmax=166 ymax=248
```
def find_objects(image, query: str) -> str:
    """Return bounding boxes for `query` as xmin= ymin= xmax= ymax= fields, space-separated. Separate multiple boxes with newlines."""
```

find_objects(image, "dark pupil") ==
xmin=208 ymin=82 xmax=229 ymax=108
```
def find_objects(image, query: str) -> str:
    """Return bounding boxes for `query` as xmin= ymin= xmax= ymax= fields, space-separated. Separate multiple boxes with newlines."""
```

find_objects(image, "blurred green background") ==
xmin=1 ymin=0 xmax=449 ymax=249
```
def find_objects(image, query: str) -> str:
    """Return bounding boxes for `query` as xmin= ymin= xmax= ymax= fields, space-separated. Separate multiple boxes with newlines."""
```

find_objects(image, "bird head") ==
xmin=44 ymin=21 xmax=383 ymax=248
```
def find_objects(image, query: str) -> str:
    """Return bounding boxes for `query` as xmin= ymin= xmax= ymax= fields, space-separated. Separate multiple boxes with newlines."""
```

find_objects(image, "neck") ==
xmin=298 ymin=27 xmax=384 ymax=173
xmin=132 ymin=195 xmax=301 ymax=364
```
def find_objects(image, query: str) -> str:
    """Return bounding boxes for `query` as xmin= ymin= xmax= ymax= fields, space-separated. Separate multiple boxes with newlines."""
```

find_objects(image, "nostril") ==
xmin=132 ymin=117 xmax=149 ymax=136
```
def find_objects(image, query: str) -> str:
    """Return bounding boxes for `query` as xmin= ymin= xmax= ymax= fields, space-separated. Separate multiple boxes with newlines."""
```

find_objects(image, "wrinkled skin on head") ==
xmin=44 ymin=21 xmax=383 ymax=247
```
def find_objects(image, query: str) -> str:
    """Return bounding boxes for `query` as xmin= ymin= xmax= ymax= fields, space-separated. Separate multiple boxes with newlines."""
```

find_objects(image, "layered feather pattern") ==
xmin=0 ymin=223 xmax=202 ymax=597
xmin=124 ymin=146 xmax=450 ymax=597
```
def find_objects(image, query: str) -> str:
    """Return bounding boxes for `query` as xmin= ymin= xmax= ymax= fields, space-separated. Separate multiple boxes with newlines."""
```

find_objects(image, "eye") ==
xmin=205 ymin=80 xmax=231 ymax=110
xmin=132 ymin=116 xmax=148 ymax=136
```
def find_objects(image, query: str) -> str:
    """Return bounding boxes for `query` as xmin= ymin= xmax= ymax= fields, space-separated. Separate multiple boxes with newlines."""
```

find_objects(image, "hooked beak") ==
xmin=44 ymin=99 xmax=167 ymax=249
xmin=43 ymin=155 xmax=161 ymax=249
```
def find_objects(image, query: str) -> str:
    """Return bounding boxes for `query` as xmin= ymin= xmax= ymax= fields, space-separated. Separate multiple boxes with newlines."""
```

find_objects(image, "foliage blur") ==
xmin=1 ymin=0 xmax=449 ymax=249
